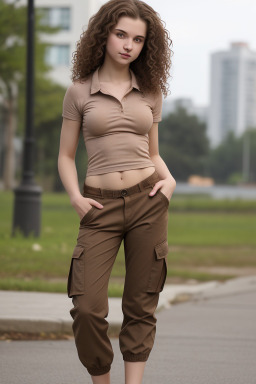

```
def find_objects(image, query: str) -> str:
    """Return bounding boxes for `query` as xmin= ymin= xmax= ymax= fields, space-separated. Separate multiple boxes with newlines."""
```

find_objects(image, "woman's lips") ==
xmin=120 ymin=53 xmax=131 ymax=58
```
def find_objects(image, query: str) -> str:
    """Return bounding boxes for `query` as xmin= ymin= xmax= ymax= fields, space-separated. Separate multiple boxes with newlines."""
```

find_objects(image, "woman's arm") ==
xmin=58 ymin=118 xmax=103 ymax=219
xmin=148 ymin=122 xmax=176 ymax=200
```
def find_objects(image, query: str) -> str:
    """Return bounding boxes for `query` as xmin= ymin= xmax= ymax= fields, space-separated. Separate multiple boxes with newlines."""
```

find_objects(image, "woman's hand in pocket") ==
xmin=149 ymin=176 xmax=176 ymax=201
xmin=70 ymin=194 xmax=104 ymax=220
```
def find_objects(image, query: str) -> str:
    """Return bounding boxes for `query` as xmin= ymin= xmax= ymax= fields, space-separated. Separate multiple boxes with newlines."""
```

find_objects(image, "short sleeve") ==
xmin=62 ymin=83 xmax=83 ymax=121
xmin=152 ymin=91 xmax=163 ymax=123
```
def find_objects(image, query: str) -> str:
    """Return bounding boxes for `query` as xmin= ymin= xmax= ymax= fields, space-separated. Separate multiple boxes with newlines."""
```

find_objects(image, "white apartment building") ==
xmin=208 ymin=42 xmax=256 ymax=147
xmin=19 ymin=0 xmax=103 ymax=86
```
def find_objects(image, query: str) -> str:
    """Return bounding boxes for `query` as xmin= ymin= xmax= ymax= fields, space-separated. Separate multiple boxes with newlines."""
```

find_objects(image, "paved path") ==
xmin=0 ymin=281 xmax=219 ymax=334
xmin=0 ymin=276 xmax=256 ymax=384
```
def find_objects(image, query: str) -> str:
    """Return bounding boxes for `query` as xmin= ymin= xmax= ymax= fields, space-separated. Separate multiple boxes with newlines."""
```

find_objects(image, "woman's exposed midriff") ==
xmin=84 ymin=166 xmax=156 ymax=189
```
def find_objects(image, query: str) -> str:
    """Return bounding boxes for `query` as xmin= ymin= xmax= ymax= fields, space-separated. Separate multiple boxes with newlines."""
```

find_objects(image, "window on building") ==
xmin=39 ymin=7 xmax=71 ymax=31
xmin=45 ymin=45 xmax=70 ymax=67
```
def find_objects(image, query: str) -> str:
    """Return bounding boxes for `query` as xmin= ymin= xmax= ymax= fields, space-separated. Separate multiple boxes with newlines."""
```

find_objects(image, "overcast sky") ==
xmin=145 ymin=0 xmax=255 ymax=106
xmin=101 ymin=0 xmax=255 ymax=106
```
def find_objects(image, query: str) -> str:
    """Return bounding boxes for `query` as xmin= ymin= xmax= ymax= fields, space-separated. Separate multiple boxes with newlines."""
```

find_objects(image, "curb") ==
xmin=0 ymin=280 xmax=225 ymax=336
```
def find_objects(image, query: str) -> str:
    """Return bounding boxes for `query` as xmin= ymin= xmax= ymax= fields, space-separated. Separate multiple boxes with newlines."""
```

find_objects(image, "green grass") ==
xmin=0 ymin=191 xmax=256 ymax=296
xmin=0 ymin=278 xmax=67 ymax=294
xmin=168 ymin=212 xmax=256 ymax=246
xmin=171 ymin=194 xmax=256 ymax=212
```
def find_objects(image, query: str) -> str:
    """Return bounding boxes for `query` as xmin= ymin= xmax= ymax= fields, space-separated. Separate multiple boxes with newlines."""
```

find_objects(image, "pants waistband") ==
xmin=83 ymin=170 xmax=160 ymax=198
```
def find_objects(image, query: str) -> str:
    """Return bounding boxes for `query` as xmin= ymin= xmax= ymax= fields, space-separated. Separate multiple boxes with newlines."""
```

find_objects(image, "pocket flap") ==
xmin=155 ymin=240 xmax=169 ymax=259
xmin=72 ymin=245 xmax=84 ymax=259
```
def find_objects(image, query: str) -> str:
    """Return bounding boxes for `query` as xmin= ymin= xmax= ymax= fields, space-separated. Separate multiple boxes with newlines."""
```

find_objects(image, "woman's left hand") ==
xmin=149 ymin=176 xmax=176 ymax=201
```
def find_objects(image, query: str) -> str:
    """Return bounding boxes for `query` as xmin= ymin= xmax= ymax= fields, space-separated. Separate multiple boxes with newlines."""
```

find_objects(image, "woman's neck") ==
xmin=98 ymin=60 xmax=131 ymax=85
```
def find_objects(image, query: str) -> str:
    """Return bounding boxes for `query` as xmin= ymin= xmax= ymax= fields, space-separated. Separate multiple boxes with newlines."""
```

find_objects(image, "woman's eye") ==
xmin=117 ymin=33 xmax=124 ymax=38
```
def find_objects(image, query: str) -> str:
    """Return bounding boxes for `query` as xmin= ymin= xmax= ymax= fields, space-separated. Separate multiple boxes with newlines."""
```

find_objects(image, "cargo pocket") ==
xmin=146 ymin=240 xmax=168 ymax=293
xmin=67 ymin=244 xmax=85 ymax=298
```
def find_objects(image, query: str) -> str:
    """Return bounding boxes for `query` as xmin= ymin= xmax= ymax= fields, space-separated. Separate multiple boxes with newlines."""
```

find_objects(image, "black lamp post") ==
xmin=12 ymin=0 xmax=42 ymax=237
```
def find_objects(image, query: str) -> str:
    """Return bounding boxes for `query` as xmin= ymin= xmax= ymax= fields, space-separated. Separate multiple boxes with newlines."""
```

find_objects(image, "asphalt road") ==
xmin=1 ymin=290 xmax=256 ymax=384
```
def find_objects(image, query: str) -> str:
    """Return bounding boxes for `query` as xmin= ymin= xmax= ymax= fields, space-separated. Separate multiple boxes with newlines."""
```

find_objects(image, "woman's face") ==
xmin=105 ymin=16 xmax=147 ymax=66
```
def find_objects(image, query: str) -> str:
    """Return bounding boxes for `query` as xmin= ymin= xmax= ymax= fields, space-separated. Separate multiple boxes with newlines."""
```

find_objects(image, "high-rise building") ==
xmin=208 ymin=42 xmax=256 ymax=147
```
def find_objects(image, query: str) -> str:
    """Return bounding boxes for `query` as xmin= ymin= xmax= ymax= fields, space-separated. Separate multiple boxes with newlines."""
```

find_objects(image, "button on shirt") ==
xmin=62 ymin=66 xmax=163 ymax=176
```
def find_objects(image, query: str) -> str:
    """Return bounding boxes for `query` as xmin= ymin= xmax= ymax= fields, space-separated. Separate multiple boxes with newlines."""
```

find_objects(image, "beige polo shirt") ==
xmin=62 ymin=66 xmax=163 ymax=176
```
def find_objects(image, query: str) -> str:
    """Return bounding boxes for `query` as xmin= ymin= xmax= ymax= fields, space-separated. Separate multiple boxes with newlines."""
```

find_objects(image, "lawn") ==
xmin=0 ymin=191 xmax=255 ymax=296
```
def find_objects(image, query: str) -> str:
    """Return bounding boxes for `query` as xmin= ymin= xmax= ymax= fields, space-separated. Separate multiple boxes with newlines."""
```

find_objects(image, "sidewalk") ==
xmin=0 ymin=276 xmax=255 ymax=335
xmin=1 ymin=276 xmax=256 ymax=384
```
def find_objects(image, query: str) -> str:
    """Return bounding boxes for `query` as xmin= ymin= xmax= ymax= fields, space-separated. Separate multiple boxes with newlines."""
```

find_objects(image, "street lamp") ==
xmin=12 ymin=0 xmax=42 ymax=237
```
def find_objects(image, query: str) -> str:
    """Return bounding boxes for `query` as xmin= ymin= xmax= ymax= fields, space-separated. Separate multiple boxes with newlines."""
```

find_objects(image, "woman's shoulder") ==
xmin=66 ymin=76 xmax=92 ymax=92
xmin=63 ymin=77 xmax=93 ymax=117
xmin=64 ymin=76 xmax=93 ymax=100
xmin=142 ymin=88 xmax=163 ymax=104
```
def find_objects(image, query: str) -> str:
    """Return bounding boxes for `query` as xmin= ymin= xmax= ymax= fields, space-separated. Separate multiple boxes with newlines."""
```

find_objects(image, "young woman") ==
xmin=58 ymin=1 xmax=176 ymax=383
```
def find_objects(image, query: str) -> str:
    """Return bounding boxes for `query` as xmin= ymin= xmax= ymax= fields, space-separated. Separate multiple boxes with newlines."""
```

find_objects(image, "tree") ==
xmin=0 ymin=0 xmax=27 ymax=189
xmin=0 ymin=0 xmax=65 ymax=189
xmin=159 ymin=107 xmax=210 ymax=181
xmin=205 ymin=129 xmax=256 ymax=184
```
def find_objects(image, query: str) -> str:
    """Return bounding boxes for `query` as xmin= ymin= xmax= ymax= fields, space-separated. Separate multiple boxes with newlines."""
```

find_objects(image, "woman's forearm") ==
xmin=58 ymin=154 xmax=103 ymax=219
xmin=150 ymin=154 xmax=176 ymax=183
xmin=149 ymin=154 xmax=176 ymax=200
xmin=58 ymin=154 xmax=82 ymax=204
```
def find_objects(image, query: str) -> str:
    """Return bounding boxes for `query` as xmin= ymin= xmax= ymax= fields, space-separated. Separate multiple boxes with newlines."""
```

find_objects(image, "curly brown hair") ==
xmin=71 ymin=0 xmax=173 ymax=97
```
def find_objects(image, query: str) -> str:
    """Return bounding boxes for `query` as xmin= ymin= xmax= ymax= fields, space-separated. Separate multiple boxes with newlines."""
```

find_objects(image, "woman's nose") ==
xmin=124 ymin=39 xmax=133 ymax=51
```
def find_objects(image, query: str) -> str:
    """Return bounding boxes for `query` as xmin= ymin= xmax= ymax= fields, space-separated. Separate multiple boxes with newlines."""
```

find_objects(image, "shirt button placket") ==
xmin=120 ymin=97 xmax=126 ymax=113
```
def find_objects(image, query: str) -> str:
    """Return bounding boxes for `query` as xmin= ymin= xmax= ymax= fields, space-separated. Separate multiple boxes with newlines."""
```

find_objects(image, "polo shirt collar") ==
xmin=90 ymin=66 xmax=141 ymax=94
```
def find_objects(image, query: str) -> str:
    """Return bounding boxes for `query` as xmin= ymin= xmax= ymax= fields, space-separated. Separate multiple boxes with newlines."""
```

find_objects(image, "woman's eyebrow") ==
xmin=114 ymin=28 xmax=145 ymax=39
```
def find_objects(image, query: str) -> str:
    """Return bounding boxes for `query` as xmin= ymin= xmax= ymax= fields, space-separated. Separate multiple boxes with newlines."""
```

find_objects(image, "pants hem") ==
xmin=87 ymin=365 xmax=111 ymax=376
xmin=123 ymin=352 xmax=149 ymax=362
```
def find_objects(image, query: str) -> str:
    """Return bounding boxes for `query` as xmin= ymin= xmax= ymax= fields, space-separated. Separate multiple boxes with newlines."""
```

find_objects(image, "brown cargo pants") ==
xmin=67 ymin=170 xmax=169 ymax=376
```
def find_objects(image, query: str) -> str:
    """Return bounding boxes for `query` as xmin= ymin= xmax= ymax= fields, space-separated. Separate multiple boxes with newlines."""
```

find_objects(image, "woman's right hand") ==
xmin=70 ymin=194 xmax=104 ymax=220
